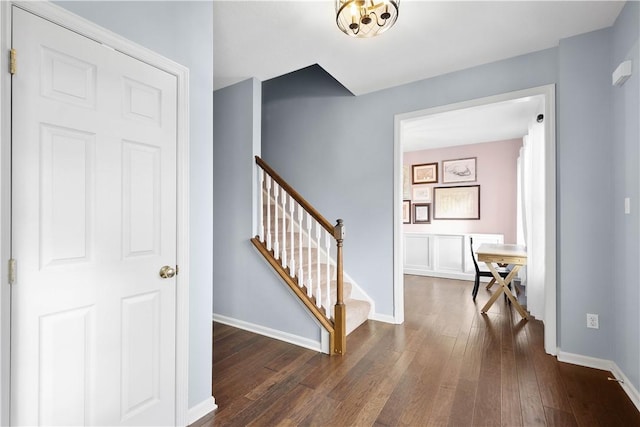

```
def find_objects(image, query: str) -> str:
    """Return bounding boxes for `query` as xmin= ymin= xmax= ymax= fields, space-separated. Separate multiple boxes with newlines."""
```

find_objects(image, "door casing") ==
xmin=393 ymin=85 xmax=557 ymax=356
xmin=0 ymin=2 xmax=191 ymax=424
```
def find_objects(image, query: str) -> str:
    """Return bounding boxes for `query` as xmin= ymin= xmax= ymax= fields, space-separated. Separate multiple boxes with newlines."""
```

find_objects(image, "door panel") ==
xmin=120 ymin=291 xmax=160 ymax=420
xmin=40 ymin=125 xmax=95 ymax=268
xmin=39 ymin=306 xmax=95 ymax=426
xmin=11 ymin=7 xmax=178 ymax=425
xmin=41 ymin=46 xmax=97 ymax=109
xmin=123 ymin=141 xmax=161 ymax=258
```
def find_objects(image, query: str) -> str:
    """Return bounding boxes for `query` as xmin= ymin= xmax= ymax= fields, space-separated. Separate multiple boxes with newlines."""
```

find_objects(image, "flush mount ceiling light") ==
xmin=336 ymin=0 xmax=400 ymax=38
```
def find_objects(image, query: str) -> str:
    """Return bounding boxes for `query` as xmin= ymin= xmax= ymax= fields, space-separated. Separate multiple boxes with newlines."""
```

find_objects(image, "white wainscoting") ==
xmin=403 ymin=233 xmax=504 ymax=280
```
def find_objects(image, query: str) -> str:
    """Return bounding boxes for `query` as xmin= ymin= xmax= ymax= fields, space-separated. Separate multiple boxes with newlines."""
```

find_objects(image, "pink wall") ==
xmin=403 ymin=138 xmax=523 ymax=243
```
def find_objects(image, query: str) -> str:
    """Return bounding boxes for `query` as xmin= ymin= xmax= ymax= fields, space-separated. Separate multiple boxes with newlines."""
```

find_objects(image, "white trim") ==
xmin=188 ymin=397 xmax=217 ymax=425
xmin=403 ymin=270 xmax=476 ymax=281
xmin=542 ymin=86 xmax=557 ymax=356
xmin=393 ymin=85 xmax=557 ymax=356
xmin=0 ymin=2 xmax=11 ymax=424
xmin=252 ymin=78 xmax=262 ymax=238
xmin=557 ymin=349 xmax=613 ymax=371
xmin=369 ymin=312 xmax=397 ymax=324
xmin=213 ymin=313 xmax=323 ymax=353
xmin=611 ymin=362 xmax=640 ymax=412
xmin=174 ymin=46 xmax=191 ymax=427
xmin=1 ymin=2 xmax=192 ymax=424
xmin=557 ymin=350 xmax=640 ymax=412
xmin=393 ymin=117 xmax=405 ymax=325
xmin=320 ymin=327 xmax=330 ymax=351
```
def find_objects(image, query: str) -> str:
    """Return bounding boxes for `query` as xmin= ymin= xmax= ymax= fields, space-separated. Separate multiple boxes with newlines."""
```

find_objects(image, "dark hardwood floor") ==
xmin=193 ymin=275 xmax=640 ymax=426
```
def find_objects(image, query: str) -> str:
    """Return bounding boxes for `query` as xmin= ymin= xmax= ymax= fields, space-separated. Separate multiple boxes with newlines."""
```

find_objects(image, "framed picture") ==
xmin=411 ymin=185 xmax=431 ymax=202
xmin=433 ymin=185 xmax=480 ymax=220
xmin=402 ymin=200 xmax=411 ymax=224
xmin=442 ymin=157 xmax=477 ymax=183
xmin=412 ymin=162 xmax=438 ymax=184
xmin=403 ymin=165 xmax=411 ymax=199
xmin=413 ymin=203 xmax=431 ymax=224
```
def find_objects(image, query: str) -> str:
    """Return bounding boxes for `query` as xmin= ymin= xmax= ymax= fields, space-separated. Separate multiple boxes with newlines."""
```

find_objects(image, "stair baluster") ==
xmin=265 ymin=176 xmax=272 ymax=251
xmin=280 ymin=188 xmax=287 ymax=269
xmin=297 ymin=204 xmax=304 ymax=282
xmin=305 ymin=212 xmax=313 ymax=298
xmin=324 ymin=229 xmax=331 ymax=317
xmin=315 ymin=225 xmax=321 ymax=308
xmin=273 ymin=183 xmax=279 ymax=258
xmin=258 ymin=169 xmax=264 ymax=242
xmin=288 ymin=195 xmax=296 ymax=277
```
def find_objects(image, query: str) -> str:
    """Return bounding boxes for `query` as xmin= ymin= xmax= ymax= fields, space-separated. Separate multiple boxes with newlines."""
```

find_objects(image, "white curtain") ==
xmin=517 ymin=119 xmax=546 ymax=320
xmin=516 ymin=136 xmax=531 ymax=291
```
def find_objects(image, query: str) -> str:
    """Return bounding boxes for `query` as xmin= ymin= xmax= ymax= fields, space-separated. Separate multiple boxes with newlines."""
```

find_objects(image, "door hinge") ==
xmin=9 ymin=49 xmax=16 ymax=75
xmin=8 ymin=259 xmax=16 ymax=285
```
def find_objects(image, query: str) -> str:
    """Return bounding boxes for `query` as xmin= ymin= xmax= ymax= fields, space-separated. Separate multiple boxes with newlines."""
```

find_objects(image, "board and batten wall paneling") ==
xmin=403 ymin=233 xmax=504 ymax=280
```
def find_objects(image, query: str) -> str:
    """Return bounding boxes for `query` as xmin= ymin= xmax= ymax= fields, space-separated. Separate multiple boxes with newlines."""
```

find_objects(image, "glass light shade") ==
xmin=336 ymin=0 xmax=399 ymax=38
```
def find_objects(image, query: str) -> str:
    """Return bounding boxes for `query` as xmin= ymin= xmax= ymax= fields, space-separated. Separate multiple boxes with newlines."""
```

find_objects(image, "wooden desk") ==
xmin=476 ymin=243 xmax=528 ymax=319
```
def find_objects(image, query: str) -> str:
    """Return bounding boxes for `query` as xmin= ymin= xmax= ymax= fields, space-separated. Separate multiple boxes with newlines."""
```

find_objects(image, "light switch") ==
xmin=625 ymin=197 xmax=631 ymax=214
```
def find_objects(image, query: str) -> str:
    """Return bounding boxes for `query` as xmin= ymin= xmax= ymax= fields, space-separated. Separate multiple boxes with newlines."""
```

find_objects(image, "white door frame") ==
xmin=0 ymin=2 xmax=190 ymax=425
xmin=393 ymin=85 xmax=557 ymax=355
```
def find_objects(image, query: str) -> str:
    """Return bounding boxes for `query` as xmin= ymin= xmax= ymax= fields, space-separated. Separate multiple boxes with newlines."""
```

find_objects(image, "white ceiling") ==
xmin=213 ymin=0 xmax=624 ymax=95
xmin=213 ymin=1 xmax=624 ymax=151
xmin=401 ymin=95 xmax=544 ymax=151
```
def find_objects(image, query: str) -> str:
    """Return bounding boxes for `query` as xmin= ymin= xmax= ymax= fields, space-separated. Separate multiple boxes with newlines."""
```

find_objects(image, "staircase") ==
xmin=251 ymin=156 xmax=371 ymax=355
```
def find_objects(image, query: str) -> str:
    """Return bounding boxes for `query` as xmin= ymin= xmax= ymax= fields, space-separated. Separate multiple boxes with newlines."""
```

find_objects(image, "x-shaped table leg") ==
xmin=480 ymin=264 xmax=529 ymax=319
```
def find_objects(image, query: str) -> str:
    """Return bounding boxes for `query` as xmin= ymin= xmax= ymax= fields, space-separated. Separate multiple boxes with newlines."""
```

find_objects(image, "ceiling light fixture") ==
xmin=336 ymin=0 xmax=399 ymax=38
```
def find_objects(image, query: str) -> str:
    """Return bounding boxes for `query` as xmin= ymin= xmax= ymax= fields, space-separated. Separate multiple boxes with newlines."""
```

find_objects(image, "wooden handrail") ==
xmin=254 ymin=155 xmax=346 ymax=355
xmin=256 ymin=156 xmax=334 ymax=234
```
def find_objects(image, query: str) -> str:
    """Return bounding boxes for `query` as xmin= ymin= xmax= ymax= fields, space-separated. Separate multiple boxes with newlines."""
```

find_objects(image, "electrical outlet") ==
xmin=587 ymin=313 xmax=599 ymax=329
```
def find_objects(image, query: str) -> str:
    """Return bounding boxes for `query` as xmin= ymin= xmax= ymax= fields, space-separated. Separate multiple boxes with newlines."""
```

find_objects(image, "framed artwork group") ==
xmin=403 ymin=200 xmax=431 ymax=224
xmin=403 ymin=157 xmax=480 ymax=222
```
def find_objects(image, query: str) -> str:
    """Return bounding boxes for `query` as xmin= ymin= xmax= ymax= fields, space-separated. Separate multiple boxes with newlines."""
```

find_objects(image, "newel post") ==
xmin=333 ymin=219 xmax=346 ymax=355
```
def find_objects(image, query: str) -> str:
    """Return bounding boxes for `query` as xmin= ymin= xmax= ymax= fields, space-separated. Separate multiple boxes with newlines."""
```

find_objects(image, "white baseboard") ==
xmin=557 ymin=349 xmax=640 ymax=412
xmin=404 ymin=269 xmax=476 ymax=282
xmin=610 ymin=362 xmax=640 ymax=412
xmin=213 ymin=313 xmax=323 ymax=353
xmin=187 ymin=396 xmax=217 ymax=425
xmin=557 ymin=349 xmax=612 ymax=371
xmin=370 ymin=312 xmax=398 ymax=324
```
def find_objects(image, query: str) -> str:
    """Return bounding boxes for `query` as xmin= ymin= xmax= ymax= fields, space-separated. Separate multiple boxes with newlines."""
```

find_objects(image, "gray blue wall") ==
xmin=557 ymin=27 xmax=614 ymax=359
xmin=611 ymin=1 xmax=640 ymax=393
xmin=212 ymin=79 xmax=320 ymax=343
xmin=257 ymin=2 xmax=639 ymax=390
xmin=55 ymin=0 xmax=214 ymax=410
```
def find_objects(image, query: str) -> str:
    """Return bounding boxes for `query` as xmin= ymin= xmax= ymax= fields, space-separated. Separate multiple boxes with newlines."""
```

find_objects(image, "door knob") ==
xmin=159 ymin=265 xmax=176 ymax=279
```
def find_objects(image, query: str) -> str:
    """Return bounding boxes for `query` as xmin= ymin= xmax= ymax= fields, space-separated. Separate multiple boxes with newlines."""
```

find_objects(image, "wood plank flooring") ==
xmin=193 ymin=275 xmax=640 ymax=426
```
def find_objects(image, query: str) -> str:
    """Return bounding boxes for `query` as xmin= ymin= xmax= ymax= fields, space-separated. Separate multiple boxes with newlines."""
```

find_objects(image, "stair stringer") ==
xmin=251 ymin=238 xmax=333 ymax=353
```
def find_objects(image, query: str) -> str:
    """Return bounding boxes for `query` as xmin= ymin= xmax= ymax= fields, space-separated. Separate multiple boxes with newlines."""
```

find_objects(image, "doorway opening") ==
xmin=393 ymin=85 xmax=557 ymax=355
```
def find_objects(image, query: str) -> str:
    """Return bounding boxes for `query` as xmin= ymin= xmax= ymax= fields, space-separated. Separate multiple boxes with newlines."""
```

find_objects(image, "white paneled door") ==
xmin=11 ymin=7 xmax=178 ymax=425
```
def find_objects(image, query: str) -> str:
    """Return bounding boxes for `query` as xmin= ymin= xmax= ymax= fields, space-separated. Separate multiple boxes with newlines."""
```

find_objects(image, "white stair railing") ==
xmin=253 ymin=156 xmax=346 ymax=355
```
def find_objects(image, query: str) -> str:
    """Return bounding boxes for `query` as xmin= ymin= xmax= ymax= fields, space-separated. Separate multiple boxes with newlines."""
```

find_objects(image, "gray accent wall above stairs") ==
xmin=212 ymin=79 xmax=321 ymax=344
